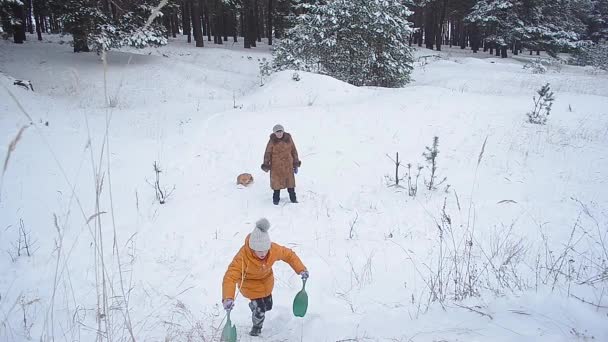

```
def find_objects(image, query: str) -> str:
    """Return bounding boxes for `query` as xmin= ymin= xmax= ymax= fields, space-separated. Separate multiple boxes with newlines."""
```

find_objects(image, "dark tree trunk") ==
xmin=536 ymin=50 xmax=540 ymax=55
xmin=102 ymin=0 xmax=110 ymax=14
xmin=424 ymin=7 xmax=434 ymax=49
xmin=459 ymin=23 xmax=466 ymax=49
xmin=33 ymin=0 xmax=42 ymax=40
xmin=501 ymin=45 xmax=508 ymax=58
xmin=39 ymin=0 xmax=46 ymax=33
xmin=495 ymin=44 xmax=500 ymax=56
xmin=73 ymin=30 xmax=90 ymax=52
xmin=268 ymin=0 xmax=273 ymax=45
xmin=223 ymin=11 xmax=228 ymax=41
xmin=240 ymin=9 xmax=245 ymax=39
xmin=25 ymin=0 xmax=34 ymax=34
xmin=243 ymin=3 xmax=251 ymax=48
xmin=470 ymin=23 xmax=480 ymax=52
xmin=202 ymin=3 xmax=207 ymax=36
xmin=110 ymin=2 xmax=118 ymax=20
xmin=182 ymin=0 xmax=192 ymax=43
xmin=182 ymin=0 xmax=191 ymax=35
xmin=191 ymin=0 xmax=204 ymax=47
xmin=415 ymin=6 xmax=423 ymax=47
xmin=203 ymin=0 xmax=211 ymax=41
xmin=434 ymin=0 xmax=447 ymax=51
xmin=233 ymin=12 xmax=238 ymax=42
xmin=214 ymin=8 xmax=223 ymax=44
xmin=1 ymin=6 xmax=13 ymax=35
xmin=163 ymin=14 xmax=171 ymax=37
xmin=243 ymin=0 xmax=255 ymax=48
xmin=255 ymin=0 xmax=261 ymax=42
xmin=12 ymin=4 xmax=26 ymax=44
xmin=172 ymin=11 xmax=179 ymax=37
xmin=251 ymin=0 xmax=257 ymax=46
xmin=46 ymin=13 xmax=52 ymax=33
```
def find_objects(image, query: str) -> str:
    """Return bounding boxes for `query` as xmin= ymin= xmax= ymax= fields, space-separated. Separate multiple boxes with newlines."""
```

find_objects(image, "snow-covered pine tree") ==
xmin=519 ymin=0 xmax=584 ymax=57
xmin=588 ymin=0 xmax=608 ymax=42
xmin=273 ymin=0 xmax=414 ymax=88
xmin=49 ymin=0 xmax=168 ymax=53
xmin=573 ymin=40 xmax=608 ymax=70
xmin=465 ymin=0 xmax=523 ymax=57
xmin=0 ymin=0 xmax=26 ymax=43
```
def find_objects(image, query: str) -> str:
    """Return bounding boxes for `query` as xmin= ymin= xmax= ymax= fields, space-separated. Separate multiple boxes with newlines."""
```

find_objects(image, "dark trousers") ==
xmin=273 ymin=188 xmax=297 ymax=204
xmin=249 ymin=294 xmax=273 ymax=328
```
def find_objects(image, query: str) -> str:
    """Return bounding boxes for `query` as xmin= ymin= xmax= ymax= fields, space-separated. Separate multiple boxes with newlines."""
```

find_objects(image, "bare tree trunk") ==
xmin=268 ymin=0 xmax=273 ymax=45
xmin=243 ymin=2 xmax=250 ymax=48
xmin=223 ymin=10 xmax=228 ymax=41
xmin=12 ymin=4 xmax=26 ymax=44
xmin=215 ymin=3 xmax=223 ymax=45
xmin=102 ymin=0 xmax=110 ymax=14
xmin=191 ymin=0 xmax=204 ymax=47
xmin=251 ymin=0 xmax=257 ymax=46
xmin=470 ymin=23 xmax=479 ymax=52
xmin=33 ymin=0 xmax=42 ymax=40
xmin=172 ymin=11 xmax=179 ymax=37
xmin=25 ymin=0 xmax=34 ymax=34
xmin=434 ymin=0 xmax=447 ymax=51
xmin=459 ymin=22 xmax=466 ymax=49
xmin=73 ymin=30 xmax=90 ymax=52
xmin=182 ymin=0 xmax=191 ymax=35
xmin=233 ymin=12 xmax=238 ymax=42
xmin=255 ymin=0 xmax=261 ymax=42
xmin=203 ymin=0 xmax=211 ymax=41
xmin=182 ymin=0 xmax=192 ymax=43
xmin=424 ymin=7 xmax=434 ymax=49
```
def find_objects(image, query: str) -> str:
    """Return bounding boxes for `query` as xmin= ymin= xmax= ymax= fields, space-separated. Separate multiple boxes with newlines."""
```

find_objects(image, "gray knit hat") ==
xmin=249 ymin=218 xmax=271 ymax=251
xmin=272 ymin=124 xmax=284 ymax=133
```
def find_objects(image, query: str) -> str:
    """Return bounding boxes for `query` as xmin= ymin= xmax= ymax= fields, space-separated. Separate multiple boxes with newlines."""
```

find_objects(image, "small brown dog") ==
xmin=237 ymin=173 xmax=254 ymax=186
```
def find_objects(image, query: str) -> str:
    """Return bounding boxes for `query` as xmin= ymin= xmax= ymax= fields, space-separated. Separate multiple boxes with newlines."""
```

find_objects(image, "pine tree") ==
xmin=48 ymin=0 xmax=169 ymax=53
xmin=466 ymin=0 xmax=524 ymax=57
xmin=273 ymin=0 xmax=414 ymax=88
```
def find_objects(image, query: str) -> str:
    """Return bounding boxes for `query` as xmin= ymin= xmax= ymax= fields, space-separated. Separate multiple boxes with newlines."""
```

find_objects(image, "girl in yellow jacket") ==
xmin=222 ymin=218 xmax=309 ymax=336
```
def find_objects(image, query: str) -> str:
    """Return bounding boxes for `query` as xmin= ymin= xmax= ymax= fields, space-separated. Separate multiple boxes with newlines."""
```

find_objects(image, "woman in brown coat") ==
xmin=261 ymin=124 xmax=301 ymax=205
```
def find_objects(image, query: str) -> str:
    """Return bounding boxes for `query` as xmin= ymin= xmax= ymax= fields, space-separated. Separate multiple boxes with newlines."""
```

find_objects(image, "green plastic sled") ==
xmin=221 ymin=310 xmax=237 ymax=342
xmin=292 ymin=279 xmax=308 ymax=317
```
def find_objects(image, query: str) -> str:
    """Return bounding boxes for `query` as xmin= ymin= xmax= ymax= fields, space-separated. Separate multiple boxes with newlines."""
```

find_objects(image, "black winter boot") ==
xmin=288 ymin=188 xmax=297 ymax=203
xmin=249 ymin=326 xmax=262 ymax=336
xmin=273 ymin=190 xmax=280 ymax=205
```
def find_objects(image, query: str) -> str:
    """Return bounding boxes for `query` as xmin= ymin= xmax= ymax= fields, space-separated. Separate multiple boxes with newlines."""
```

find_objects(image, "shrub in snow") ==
xmin=572 ymin=41 xmax=608 ymax=72
xmin=423 ymin=136 xmax=446 ymax=191
xmin=523 ymin=58 xmax=547 ymax=74
xmin=272 ymin=0 xmax=414 ymax=88
xmin=527 ymin=83 xmax=555 ymax=125
xmin=291 ymin=72 xmax=301 ymax=82
xmin=150 ymin=161 xmax=175 ymax=205
xmin=258 ymin=57 xmax=272 ymax=86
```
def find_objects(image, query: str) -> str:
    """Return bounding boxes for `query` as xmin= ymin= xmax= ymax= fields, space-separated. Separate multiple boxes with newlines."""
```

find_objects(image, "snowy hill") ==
xmin=1 ymin=35 xmax=607 ymax=342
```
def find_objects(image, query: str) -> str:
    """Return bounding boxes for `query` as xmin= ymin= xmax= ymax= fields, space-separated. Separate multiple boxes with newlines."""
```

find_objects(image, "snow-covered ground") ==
xmin=1 ymin=34 xmax=607 ymax=342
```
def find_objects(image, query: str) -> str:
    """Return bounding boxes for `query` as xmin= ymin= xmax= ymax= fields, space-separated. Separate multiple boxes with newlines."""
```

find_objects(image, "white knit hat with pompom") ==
xmin=249 ymin=218 xmax=271 ymax=251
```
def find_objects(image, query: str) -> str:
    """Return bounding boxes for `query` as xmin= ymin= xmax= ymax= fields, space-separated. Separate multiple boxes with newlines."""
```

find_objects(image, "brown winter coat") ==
xmin=261 ymin=132 xmax=301 ymax=190
xmin=222 ymin=234 xmax=307 ymax=300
